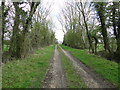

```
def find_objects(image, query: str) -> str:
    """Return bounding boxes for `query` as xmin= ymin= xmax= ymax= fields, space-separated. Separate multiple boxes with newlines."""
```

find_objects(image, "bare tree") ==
xmin=0 ymin=2 xmax=2 ymax=64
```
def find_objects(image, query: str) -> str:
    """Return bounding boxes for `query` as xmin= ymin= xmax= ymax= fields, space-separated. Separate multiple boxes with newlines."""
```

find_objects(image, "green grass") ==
xmin=2 ymin=45 xmax=54 ymax=88
xmin=58 ymin=46 xmax=87 ymax=88
xmin=61 ymin=45 xmax=119 ymax=88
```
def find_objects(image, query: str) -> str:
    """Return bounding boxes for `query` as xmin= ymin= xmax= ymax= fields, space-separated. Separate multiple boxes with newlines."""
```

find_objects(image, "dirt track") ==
xmin=42 ymin=45 xmax=66 ymax=88
xmin=42 ymin=45 xmax=115 ymax=88
xmin=59 ymin=46 xmax=115 ymax=88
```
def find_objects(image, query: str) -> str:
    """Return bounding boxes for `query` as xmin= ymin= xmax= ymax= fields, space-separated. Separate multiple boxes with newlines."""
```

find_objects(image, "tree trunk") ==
xmin=2 ymin=2 xmax=4 ymax=50
xmin=115 ymin=2 xmax=120 ymax=61
xmin=83 ymin=13 xmax=94 ymax=53
xmin=9 ymin=2 xmax=40 ymax=58
xmin=9 ymin=2 xmax=20 ymax=58
xmin=78 ymin=12 xmax=86 ymax=48
xmin=93 ymin=36 xmax=98 ymax=54
xmin=20 ymin=2 xmax=40 ymax=58
xmin=100 ymin=17 xmax=111 ymax=53
xmin=95 ymin=2 xmax=111 ymax=53
xmin=80 ymin=3 xmax=94 ymax=53
xmin=0 ymin=4 xmax=2 ymax=63
xmin=112 ymin=2 xmax=118 ymax=40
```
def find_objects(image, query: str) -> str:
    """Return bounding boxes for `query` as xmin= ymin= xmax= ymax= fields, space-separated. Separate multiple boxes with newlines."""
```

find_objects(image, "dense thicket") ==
xmin=61 ymin=1 xmax=120 ymax=62
xmin=2 ymin=1 xmax=56 ymax=62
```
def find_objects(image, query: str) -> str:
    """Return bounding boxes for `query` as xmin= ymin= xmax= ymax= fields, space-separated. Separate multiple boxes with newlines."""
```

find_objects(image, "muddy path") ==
xmin=42 ymin=45 xmax=66 ymax=88
xmin=59 ymin=46 xmax=115 ymax=88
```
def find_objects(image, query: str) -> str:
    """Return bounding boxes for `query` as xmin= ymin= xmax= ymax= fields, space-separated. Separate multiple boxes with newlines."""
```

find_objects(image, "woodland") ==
xmin=0 ymin=0 xmax=119 ymax=88
xmin=1 ymin=1 xmax=56 ymax=63
xmin=1 ymin=1 xmax=120 ymax=63
xmin=61 ymin=1 xmax=120 ymax=62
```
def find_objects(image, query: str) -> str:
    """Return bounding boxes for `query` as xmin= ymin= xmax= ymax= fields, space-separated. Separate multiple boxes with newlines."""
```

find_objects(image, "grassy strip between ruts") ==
xmin=2 ymin=45 xmax=55 ymax=88
xmin=58 ymin=46 xmax=87 ymax=88
xmin=60 ymin=45 xmax=119 ymax=88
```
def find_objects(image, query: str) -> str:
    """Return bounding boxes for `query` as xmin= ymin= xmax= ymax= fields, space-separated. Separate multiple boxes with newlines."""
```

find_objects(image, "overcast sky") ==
xmin=42 ymin=0 xmax=66 ymax=42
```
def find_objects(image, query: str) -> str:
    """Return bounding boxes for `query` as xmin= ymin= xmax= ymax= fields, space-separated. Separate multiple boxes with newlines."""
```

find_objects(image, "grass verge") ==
xmin=58 ymin=46 xmax=87 ymax=88
xmin=2 ymin=45 xmax=54 ymax=88
xmin=61 ymin=45 xmax=119 ymax=88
